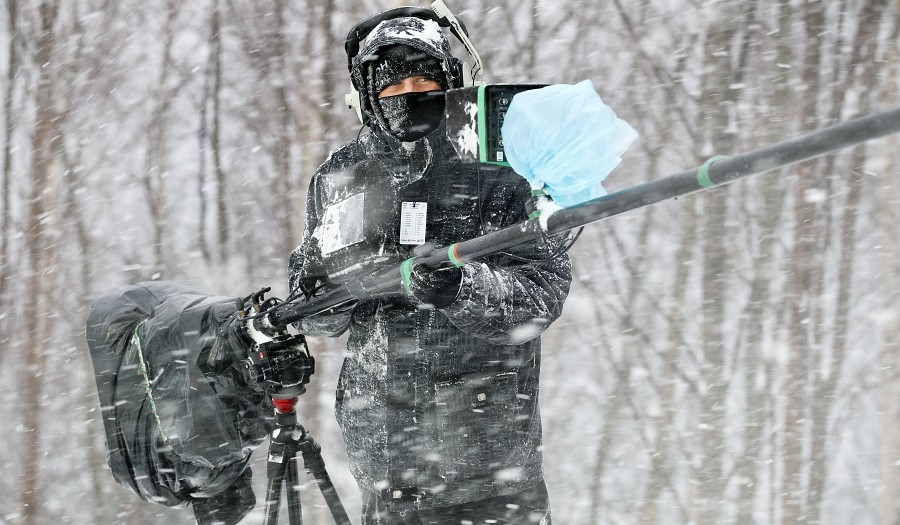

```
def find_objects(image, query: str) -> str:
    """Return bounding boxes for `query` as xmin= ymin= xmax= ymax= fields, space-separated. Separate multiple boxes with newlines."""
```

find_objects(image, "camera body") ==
xmin=244 ymin=332 xmax=315 ymax=399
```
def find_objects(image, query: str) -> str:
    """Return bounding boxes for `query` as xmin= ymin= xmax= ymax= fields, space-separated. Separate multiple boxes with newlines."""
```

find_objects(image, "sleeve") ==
xmin=287 ymin=164 xmax=353 ymax=338
xmin=440 ymin=172 xmax=572 ymax=345
xmin=442 ymin=239 xmax=571 ymax=345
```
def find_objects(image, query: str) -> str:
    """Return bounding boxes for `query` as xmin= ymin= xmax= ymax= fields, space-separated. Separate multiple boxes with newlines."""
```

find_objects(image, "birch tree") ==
xmin=20 ymin=2 xmax=61 ymax=523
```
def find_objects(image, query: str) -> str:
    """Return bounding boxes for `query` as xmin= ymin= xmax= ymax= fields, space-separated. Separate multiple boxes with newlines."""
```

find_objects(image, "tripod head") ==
xmin=245 ymin=331 xmax=315 ymax=401
xmin=236 ymin=288 xmax=316 ymax=402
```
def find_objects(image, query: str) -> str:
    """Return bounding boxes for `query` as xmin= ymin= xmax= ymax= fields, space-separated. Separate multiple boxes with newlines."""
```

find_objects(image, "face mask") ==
xmin=378 ymin=90 xmax=446 ymax=142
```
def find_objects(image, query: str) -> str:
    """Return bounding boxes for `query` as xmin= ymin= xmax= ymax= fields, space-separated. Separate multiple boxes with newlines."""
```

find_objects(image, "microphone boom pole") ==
xmin=263 ymin=106 xmax=900 ymax=333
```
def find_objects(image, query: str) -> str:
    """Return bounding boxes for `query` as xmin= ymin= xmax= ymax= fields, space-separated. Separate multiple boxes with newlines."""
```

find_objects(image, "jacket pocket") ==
xmin=313 ymin=193 xmax=366 ymax=256
xmin=432 ymin=371 xmax=521 ymax=481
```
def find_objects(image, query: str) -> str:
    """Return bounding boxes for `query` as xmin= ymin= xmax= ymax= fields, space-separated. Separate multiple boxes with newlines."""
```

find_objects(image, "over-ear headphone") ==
xmin=343 ymin=0 xmax=484 ymax=125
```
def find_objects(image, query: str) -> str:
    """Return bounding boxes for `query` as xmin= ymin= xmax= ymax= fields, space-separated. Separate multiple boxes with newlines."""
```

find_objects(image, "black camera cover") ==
xmin=85 ymin=281 xmax=269 ymax=523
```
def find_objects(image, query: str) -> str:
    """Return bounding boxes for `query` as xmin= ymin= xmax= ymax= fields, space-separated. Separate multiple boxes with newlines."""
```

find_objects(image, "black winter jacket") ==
xmin=288 ymin=124 xmax=571 ymax=511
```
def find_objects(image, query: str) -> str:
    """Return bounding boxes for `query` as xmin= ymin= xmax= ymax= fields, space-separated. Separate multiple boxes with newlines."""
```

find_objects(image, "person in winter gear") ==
xmin=288 ymin=12 xmax=571 ymax=524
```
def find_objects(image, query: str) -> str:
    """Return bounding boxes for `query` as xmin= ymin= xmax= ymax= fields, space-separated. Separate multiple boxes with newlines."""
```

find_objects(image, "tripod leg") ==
xmin=298 ymin=436 xmax=353 ymax=525
xmin=285 ymin=447 xmax=304 ymax=525
xmin=263 ymin=441 xmax=288 ymax=525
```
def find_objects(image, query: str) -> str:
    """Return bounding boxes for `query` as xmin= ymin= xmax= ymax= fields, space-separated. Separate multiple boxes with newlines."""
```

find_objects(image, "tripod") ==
xmin=240 ymin=289 xmax=353 ymax=525
xmin=263 ymin=395 xmax=352 ymax=525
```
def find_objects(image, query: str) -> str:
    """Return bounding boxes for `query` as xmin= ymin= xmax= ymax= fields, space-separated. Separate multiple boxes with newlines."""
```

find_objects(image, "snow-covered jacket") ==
xmin=287 ymin=123 xmax=571 ymax=511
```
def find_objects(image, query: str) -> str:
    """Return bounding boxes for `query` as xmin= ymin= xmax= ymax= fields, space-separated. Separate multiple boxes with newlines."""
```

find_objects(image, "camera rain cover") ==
xmin=85 ymin=281 xmax=268 ymax=516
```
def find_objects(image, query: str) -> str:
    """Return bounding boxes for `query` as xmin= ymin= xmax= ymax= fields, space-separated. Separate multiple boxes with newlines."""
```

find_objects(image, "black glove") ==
xmin=407 ymin=263 xmax=463 ymax=308
xmin=204 ymin=307 xmax=252 ymax=374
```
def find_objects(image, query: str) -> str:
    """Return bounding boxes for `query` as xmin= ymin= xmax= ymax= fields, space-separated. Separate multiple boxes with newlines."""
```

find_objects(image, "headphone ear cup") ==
xmin=345 ymin=87 xmax=366 ymax=125
xmin=448 ymin=57 xmax=465 ymax=88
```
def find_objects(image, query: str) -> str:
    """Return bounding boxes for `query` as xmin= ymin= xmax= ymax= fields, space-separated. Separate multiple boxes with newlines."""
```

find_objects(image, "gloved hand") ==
xmin=198 ymin=304 xmax=269 ymax=411
xmin=205 ymin=306 xmax=253 ymax=374
xmin=407 ymin=263 xmax=463 ymax=308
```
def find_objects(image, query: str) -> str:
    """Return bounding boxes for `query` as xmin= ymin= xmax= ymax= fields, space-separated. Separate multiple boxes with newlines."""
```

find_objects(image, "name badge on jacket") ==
xmin=400 ymin=202 xmax=427 ymax=245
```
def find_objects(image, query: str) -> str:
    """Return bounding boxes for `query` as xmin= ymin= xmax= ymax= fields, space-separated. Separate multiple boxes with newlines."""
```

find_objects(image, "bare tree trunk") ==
xmin=55 ymin=6 xmax=108 ymax=521
xmin=694 ymin=4 xmax=751 ymax=520
xmin=588 ymin=367 xmax=625 ymax=524
xmin=65 ymin=154 xmax=109 ymax=524
xmin=307 ymin=0 xmax=339 ymax=184
xmin=271 ymin=0 xmax=296 ymax=260
xmin=20 ymin=2 xmax=61 ymax=523
xmin=782 ymin=1 xmax=827 ymax=522
xmin=876 ymin=22 xmax=900 ymax=524
xmin=876 ymin=97 xmax=899 ymax=525
xmin=736 ymin=176 xmax=788 ymax=524
xmin=197 ymin=0 xmax=221 ymax=265
xmin=641 ymin=205 xmax=696 ymax=525
xmin=807 ymin=2 xmax=887 ymax=521
xmin=737 ymin=3 xmax=794 ymax=521
xmin=211 ymin=0 xmax=228 ymax=265
xmin=585 ymin=202 xmax=654 ymax=522
xmin=0 ymin=0 xmax=18 ymax=306
xmin=142 ymin=0 xmax=180 ymax=276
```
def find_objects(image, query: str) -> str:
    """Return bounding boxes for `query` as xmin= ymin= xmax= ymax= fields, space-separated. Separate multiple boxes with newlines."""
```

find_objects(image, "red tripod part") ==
xmin=271 ymin=397 xmax=298 ymax=414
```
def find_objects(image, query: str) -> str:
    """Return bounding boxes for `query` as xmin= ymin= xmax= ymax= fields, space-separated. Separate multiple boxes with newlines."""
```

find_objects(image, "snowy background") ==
xmin=1 ymin=0 xmax=899 ymax=524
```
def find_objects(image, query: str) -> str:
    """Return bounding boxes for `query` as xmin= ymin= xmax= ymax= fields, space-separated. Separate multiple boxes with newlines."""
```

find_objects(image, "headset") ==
xmin=344 ymin=0 xmax=484 ymax=125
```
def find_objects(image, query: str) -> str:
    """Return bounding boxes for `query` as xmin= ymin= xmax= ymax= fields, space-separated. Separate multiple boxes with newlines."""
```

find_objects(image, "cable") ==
xmin=495 ymin=227 xmax=584 ymax=263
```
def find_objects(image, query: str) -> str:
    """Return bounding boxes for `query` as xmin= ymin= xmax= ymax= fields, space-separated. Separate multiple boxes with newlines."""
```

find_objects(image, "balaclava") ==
xmin=369 ymin=43 xmax=447 ymax=142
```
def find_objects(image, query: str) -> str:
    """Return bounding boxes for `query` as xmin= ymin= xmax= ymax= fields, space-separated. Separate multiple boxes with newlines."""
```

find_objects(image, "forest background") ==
xmin=1 ymin=0 xmax=899 ymax=524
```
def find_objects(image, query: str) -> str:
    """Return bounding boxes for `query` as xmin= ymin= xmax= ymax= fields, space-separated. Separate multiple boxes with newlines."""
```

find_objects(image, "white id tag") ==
xmin=399 ymin=202 xmax=427 ymax=245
